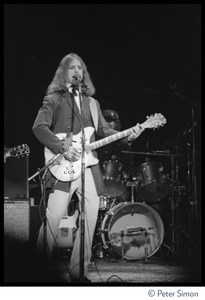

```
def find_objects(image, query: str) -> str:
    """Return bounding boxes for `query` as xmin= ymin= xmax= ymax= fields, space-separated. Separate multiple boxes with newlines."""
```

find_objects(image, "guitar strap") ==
xmin=89 ymin=96 xmax=98 ymax=131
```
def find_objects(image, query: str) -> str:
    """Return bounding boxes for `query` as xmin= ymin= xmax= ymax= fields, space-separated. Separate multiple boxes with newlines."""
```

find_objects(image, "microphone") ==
xmin=126 ymin=227 xmax=155 ymax=234
xmin=72 ymin=74 xmax=81 ymax=85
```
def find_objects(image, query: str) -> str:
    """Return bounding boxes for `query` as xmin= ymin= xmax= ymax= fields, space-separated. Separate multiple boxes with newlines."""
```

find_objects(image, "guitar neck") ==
xmin=90 ymin=127 xmax=135 ymax=151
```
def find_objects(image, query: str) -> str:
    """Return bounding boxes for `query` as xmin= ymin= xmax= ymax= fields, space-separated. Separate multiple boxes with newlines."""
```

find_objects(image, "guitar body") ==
xmin=44 ymin=127 xmax=99 ymax=182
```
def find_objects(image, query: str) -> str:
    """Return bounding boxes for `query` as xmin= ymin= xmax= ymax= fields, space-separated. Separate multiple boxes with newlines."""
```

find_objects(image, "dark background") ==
xmin=4 ymin=4 xmax=201 ymax=188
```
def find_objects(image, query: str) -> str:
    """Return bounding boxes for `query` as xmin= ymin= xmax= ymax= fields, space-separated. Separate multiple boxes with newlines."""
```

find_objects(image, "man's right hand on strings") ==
xmin=64 ymin=146 xmax=82 ymax=162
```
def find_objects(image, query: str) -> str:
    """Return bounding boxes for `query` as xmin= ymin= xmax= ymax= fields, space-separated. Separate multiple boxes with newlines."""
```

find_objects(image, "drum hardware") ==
xmin=187 ymin=142 xmax=197 ymax=241
xmin=169 ymin=151 xmax=180 ymax=255
xmin=126 ymin=180 xmax=139 ymax=203
xmin=122 ymin=170 xmax=130 ymax=181
xmin=99 ymin=195 xmax=108 ymax=210
xmin=92 ymin=209 xmax=108 ymax=259
xmin=109 ymin=197 xmax=117 ymax=210
xmin=159 ymin=147 xmax=188 ymax=257
xmin=99 ymin=194 xmax=123 ymax=211
xmin=169 ymin=142 xmax=198 ymax=259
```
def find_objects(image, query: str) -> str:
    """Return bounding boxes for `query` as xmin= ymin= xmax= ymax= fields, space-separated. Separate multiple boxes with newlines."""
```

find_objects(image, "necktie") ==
xmin=68 ymin=86 xmax=81 ymax=112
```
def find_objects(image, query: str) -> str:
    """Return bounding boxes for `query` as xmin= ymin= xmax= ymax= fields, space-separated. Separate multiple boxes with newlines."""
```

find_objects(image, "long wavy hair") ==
xmin=46 ymin=53 xmax=95 ymax=96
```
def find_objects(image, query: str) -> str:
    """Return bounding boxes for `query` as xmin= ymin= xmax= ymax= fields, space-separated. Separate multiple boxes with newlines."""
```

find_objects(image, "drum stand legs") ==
xmin=164 ymin=143 xmax=199 ymax=260
xmin=160 ymin=154 xmax=179 ymax=258
xmin=92 ymin=211 xmax=105 ymax=259
xmin=164 ymin=155 xmax=176 ymax=256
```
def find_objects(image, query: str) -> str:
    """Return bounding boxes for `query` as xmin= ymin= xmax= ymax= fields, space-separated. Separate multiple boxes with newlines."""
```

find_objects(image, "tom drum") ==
xmin=136 ymin=161 xmax=170 ymax=204
xmin=102 ymin=160 xmax=128 ymax=199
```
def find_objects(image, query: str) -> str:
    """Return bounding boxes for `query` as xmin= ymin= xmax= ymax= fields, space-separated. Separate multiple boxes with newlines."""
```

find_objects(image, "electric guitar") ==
xmin=4 ymin=144 xmax=30 ymax=161
xmin=44 ymin=113 xmax=166 ymax=182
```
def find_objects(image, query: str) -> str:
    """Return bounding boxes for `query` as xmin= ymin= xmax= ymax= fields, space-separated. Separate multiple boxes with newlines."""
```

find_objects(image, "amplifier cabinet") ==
xmin=4 ymin=156 xmax=29 ymax=198
xmin=4 ymin=198 xmax=31 ymax=243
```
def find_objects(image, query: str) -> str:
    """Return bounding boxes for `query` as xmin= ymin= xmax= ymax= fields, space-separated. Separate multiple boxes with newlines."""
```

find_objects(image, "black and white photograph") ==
xmin=4 ymin=4 xmax=201 ymax=291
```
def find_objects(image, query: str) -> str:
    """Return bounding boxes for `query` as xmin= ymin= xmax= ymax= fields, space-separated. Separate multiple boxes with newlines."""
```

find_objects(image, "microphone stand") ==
xmin=41 ymin=168 xmax=49 ymax=261
xmin=74 ymin=81 xmax=88 ymax=282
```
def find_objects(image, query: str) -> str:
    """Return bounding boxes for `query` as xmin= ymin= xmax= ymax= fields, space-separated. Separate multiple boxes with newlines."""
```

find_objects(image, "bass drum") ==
xmin=101 ymin=202 xmax=164 ymax=261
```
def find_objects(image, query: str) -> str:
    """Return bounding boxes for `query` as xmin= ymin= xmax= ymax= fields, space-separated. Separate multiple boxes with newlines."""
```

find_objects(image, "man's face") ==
xmin=67 ymin=58 xmax=83 ymax=84
xmin=108 ymin=121 xmax=118 ymax=130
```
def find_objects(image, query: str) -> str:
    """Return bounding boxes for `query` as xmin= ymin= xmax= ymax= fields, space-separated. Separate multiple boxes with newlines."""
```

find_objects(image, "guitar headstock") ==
xmin=4 ymin=144 xmax=30 ymax=159
xmin=142 ymin=113 xmax=166 ymax=130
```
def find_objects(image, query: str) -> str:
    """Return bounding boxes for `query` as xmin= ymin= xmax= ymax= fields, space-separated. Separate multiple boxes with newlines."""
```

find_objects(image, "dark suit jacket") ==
xmin=32 ymin=90 xmax=122 ymax=195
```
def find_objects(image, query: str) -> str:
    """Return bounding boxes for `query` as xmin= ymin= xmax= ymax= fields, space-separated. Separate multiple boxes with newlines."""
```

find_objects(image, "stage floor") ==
xmin=4 ymin=241 xmax=201 ymax=285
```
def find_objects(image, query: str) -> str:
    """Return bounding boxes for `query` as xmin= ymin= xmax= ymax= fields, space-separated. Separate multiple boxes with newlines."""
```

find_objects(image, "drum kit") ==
xmin=93 ymin=150 xmax=185 ymax=262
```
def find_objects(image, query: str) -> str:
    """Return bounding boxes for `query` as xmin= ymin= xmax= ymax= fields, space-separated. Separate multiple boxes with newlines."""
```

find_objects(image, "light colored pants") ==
xmin=37 ymin=168 xmax=100 ymax=278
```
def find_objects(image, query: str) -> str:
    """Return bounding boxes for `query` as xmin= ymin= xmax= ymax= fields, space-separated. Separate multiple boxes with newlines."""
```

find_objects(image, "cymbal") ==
xmin=122 ymin=150 xmax=183 ymax=157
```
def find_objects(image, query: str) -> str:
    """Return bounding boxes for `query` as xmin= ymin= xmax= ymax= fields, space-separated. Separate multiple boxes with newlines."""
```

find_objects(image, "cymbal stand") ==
xmin=190 ymin=107 xmax=198 ymax=237
xmin=174 ymin=145 xmax=180 ymax=253
xmin=186 ymin=131 xmax=198 ymax=257
xmin=169 ymin=155 xmax=176 ymax=254
xmin=187 ymin=142 xmax=193 ymax=238
xmin=168 ymin=147 xmax=182 ymax=256
xmin=171 ymin=89 xmax=200 ymax=254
